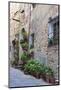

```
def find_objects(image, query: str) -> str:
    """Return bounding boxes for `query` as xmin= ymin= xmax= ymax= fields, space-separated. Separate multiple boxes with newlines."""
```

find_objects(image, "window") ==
xmin=53 ymin=21 xmax=59 ymax=44
xmin=29 ymin=33 xmax=34 ymax=49
xmin=48 ymin=16 xmax=59 ymax=46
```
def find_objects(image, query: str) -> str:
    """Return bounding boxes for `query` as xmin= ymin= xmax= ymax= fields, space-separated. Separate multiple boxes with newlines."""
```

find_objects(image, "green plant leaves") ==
xmin=21 ymin=52 xmax=30 ymax=62
xmin=24 ymin=59 xmax=54 ymax=76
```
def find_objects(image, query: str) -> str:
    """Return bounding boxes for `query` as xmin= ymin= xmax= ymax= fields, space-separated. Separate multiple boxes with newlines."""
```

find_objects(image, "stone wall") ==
xmin=10 ymin=3 xmax=31 ymax=64
xmin=30 ymin=4 xmax=59 ymax=79
xmin=47 ymin=45 xmax=59 ymax=80
xmin=31 ymin=5 xmax=58 ymax=51
xmin=10 ymin=3 xmax=59 ymax=80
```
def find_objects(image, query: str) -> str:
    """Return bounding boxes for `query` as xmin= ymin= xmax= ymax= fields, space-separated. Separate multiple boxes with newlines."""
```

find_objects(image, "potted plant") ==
xmin=35 ymin=66 xmax=41 ymax=79
xmin=44 ymin=66 xmax=55 ymax=84
xmin=24 ymin=60 xmax=42 ymax=79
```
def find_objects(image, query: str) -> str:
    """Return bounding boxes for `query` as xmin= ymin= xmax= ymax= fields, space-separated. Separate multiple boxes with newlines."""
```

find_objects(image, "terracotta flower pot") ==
xmin=46 ymin=74 xmax=50 ymax=83
xmin=45 ymin=74 xmax=55 ymax=84
xmin=40 ymin=74 xmax=42 ymax=78
xmin=49 ymin=76 xmax=55 ymax=84
xmin=30 ymin=72 xmax=40 ymax=79
xmin=42 ymin=73 xmax=46 ymax=81
xmin=32 ymin=72 xmax=36 ymax=77
xmin=35 ymin=73 xmax=40 ymax=79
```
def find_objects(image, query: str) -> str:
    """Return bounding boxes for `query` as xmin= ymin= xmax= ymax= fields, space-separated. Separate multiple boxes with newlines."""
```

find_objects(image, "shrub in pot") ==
xmin=49 ymin=75 xmax=55 ymax=84
xmin=30 ymin=64 xmax=41 ymax=78
xmin=40 ymin=65 xmax=46 ymax=80
xmin=48 ymin=71 xmax=55 ymax=84
xmin=44 ymin=66 xmax=55 ymax=83
xmin=24 ymin=60 xmax=55 ymax=81
xmin=34 ymin=65 xmax=41 ymax=79
xmin=24 ymin=60 xmax=36 ymax=76
xmin=21 ymin=52 xmax=30 ymax=64
xmin=38 ymin=64 xmax=45 ymax=78
xmin=24 ymin=60 xmax=44 ymax=79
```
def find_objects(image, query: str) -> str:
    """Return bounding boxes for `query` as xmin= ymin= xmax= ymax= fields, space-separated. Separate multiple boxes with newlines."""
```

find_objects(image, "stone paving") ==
xmin=9 ymin=67 xmax=50 ymax=87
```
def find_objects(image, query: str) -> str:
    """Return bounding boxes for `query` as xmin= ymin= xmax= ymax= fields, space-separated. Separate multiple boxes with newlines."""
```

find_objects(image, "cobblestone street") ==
xmin=9 ymin=67 xmax=50 ymax=87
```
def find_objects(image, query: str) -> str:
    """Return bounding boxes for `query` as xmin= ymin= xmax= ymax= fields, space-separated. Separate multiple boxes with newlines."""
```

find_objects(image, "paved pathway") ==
xmin=9 ymin=67 xmax=50 ymax=87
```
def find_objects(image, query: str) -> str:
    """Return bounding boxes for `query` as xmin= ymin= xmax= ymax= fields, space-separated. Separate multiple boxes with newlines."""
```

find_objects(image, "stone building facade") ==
xmin=10 ymin=3 xmax=31 ymax=64
xmin=9 ymin=3 xmax=59 ymax=81
xmin=30 ymin=4 xmax=59 ymax=80
xmin=10 ymin=3 xmax=20 ymax=62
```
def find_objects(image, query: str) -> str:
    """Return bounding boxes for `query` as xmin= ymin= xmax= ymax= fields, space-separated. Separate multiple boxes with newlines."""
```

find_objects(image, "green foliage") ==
xmin=20 ymin=28 xmax=29 ymax=62
xmin=20 ymin=28 xmax=28 ymax=51
xmin=20 ymin=39 xmax=25 ymax=44
xmin=24 ymin=59 xmax=54 ymax=76
xmin=44 ymin=66 xmax=54 ymax=76
xmin=20 ymin=27 xmax=54 ymax=79
xmin=21 ymin=42 xmax=28 ymax=49
xmin=24 ymin=60 xmax=44 ymax=74
xmin=21 ymin=52 xmax=30 ymax=62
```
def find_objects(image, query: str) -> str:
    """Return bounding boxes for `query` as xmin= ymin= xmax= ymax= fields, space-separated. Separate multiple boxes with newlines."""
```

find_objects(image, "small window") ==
xmin=53 ymin=21 xmax=59 ymax=44
xmin=48 ymin=16 xmax=59 ymax=46
xmin=29 ymin=33 xmax=34 ymax=49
